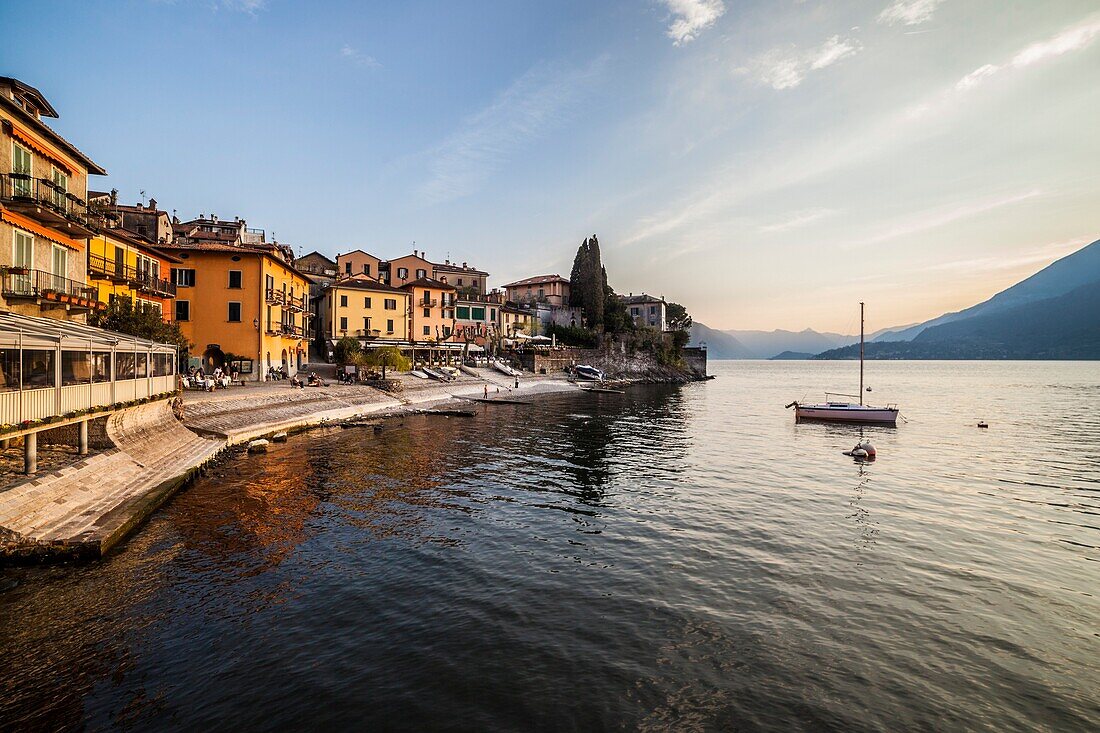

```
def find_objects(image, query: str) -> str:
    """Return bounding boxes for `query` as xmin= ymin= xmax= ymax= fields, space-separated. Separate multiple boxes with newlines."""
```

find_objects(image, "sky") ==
xmin=5 ymin=0 xmax=1098 ymax=332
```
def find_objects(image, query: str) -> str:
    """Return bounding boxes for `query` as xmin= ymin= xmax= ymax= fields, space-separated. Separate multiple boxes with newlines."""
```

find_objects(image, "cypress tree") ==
xmin=569 ymin=235 xmax=605 ymax=329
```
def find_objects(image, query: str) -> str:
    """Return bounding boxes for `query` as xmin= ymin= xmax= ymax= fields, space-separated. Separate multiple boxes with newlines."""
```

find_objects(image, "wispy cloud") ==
xmin=740 ymin=35 xmax=862 ymax=90
xmin=759 ymin=208 xmax=836 ymax=233
xmin=878 ymin=0 xmax=946 ymax=27
xmin=421 ymin=57 xmax=607 ymax=204
xmin=340 ymin=45 xmax=381 ymax=69
xmin=219 ymin=0 xmax=266 ymax=13
xmin=663 ymin=0 xmax=726 ymax=46
xmin=955 ymin=12 xmax=1100 ymax=91
xmin=925 ymin=236 xmax=1093 ymax=274
xmin=856 ymin=189 xmax=1043 ymax=246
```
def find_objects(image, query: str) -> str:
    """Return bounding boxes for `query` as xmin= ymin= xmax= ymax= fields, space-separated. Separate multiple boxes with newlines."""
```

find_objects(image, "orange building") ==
xmin=160 ymin=239 xmax=310 ymax=379
xmin=0 ymin=77 xmax=107 ymax=322
xmin=502 ymin=274 xmax=570 ymax=307
xmin=401 ymin=277 xmax=455 ymax=343
xmin=335 ymin=249 xmax=382 ymax=279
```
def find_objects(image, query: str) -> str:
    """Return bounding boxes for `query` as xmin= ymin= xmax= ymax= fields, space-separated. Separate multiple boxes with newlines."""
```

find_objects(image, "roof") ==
xmin=98 ymin=227 xmax=184 ymax=263
xmin=0 ymin=309 xmax=177 ymax=352
xmin=621 ymin=293 xmax=665 ymax=305
xmin=336 ymin=249 xmax=379 ymax=260
xmin=0 ymin=77 xmax=59 ymax=118
xmin=158 ymin=241 xmax=310 ymax=279
xmin=0 ymin=79 xmax=107 ymax=175
xmin=400 ymin=277 xmax=456 ymax=291
xmin=298 ymin=251 xmax=337 ymax=266
xmin=330 ymin=276 xmax=406 ymax=294
xmin=502 ymin=274 xmax=569 ymax=288
xmin=433 ymin=261 xmax=489 ymax=276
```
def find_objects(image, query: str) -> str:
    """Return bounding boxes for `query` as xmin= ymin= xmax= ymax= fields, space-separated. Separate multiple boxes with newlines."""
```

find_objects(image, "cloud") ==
xmin=856 ymin=189 xmax=1043 ymax=246
xmin=878 ymin=0 xmax=945 ymax=27
xmin=219 ymin=0 xmax=266 ymax=13
xmin=340 ymin=45 xmax=381 ymax=69
xmin=925 ymin=237 xmax=1093 ymax=274
xmin=740 ymin=35 xmax=862 ymax=90
xmin=759 ymin=208 xmax=836 ymax=232
xmin=421 ymin=57 xmax=607 ymax=204
xmin=955 ymin=12 xmax=1100 ymax=91
xmin=663 ymin=0 xmax=726 ymax=46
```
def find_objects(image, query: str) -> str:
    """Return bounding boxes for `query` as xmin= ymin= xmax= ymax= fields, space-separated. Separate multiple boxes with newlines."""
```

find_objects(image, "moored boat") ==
xmin=787 ymin=302 xmax=900 ymax=425
xmin=492 ymin=360 xmax=520 ymax=377
xmin=574 ymin=364 xmax=604 ymax=381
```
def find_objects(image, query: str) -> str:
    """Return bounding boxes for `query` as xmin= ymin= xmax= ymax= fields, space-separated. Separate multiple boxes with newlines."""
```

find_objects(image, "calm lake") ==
xmin=1 ymin=361 xmax=1098 ymax=731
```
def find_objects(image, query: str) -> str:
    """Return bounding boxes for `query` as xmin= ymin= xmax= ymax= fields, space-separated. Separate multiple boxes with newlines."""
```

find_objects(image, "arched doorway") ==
xmin=297 ymin=349 xmax=304 ymax=370
xmin=281 ymin=349 xmax=289 ymax=374
xmin=203 ymin=346 xmax=225 ymax=372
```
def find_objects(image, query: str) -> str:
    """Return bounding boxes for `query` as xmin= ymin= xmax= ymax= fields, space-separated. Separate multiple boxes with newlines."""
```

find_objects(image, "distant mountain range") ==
xmin=695 ymin=237 xmax=1100 ymax=361
xmin=817 ymin=238 xmax=1100 ymax=360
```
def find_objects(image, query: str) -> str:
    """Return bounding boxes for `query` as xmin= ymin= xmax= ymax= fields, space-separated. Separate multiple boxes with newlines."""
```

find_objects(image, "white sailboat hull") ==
xmin=795 ymin=404 xmax=898 ymax=424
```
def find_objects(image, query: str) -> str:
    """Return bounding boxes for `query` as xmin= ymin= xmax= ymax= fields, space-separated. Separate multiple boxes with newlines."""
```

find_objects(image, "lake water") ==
xmin=1 ymin=361 xmax=1098 ymax=731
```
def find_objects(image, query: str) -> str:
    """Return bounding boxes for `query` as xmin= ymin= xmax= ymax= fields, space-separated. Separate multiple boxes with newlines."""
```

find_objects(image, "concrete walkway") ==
xmin=0 ymin=400 xmax=224 ymax=559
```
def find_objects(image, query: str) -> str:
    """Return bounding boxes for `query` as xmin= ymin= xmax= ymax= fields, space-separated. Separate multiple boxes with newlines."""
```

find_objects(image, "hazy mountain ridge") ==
xmin=689 ymin=323 xmax=755 ymax=359
xmin=873 ymin=238 xmax=1100 ymax=341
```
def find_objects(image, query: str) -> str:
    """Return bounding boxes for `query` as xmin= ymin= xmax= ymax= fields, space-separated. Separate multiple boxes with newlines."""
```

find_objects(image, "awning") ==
xmin=1 ymin=210 xmax=84 ymax=250
xmin=7 ymin=121 xmax=78 ymax=176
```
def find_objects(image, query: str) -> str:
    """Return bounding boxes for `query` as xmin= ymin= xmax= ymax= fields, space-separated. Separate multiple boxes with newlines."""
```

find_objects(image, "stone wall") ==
xmin=37 ymin=416 xmax=112 ymax=449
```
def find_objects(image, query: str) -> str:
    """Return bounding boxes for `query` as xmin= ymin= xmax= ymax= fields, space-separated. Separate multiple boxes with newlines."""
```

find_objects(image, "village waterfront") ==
xmin=1 ymin=360 xmax=1097 ymax=731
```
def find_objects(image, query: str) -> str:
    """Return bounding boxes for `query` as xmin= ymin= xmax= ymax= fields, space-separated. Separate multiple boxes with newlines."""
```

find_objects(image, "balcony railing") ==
xmin=1 ymin=268 xmax=104 ymax=312
xmin=265 ymin=288 xmax=286 ymax=305
xmin=0 ymin=173 xmax=101 ymax=237
xmin=88 ymin=254 xmax=176 ymax=297
xmin=285 ymin=293 xmax=306 ymax=312
xmin=419 ymin=297 xmax=438 ymax=308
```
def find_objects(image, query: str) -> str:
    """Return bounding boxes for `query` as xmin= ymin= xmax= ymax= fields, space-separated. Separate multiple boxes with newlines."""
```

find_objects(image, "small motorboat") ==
xmin=409 ymin=369 xmax=431 ymax=379
xmin=574 ymin=364 xmax=604 ymax=381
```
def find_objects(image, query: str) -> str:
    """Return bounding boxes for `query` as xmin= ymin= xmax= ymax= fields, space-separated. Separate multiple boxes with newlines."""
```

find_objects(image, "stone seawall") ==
xmin=518 ymin=344 xmax=707 ymax=382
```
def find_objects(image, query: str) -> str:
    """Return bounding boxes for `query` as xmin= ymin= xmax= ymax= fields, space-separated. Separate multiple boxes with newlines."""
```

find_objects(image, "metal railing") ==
xmin=419 ymin=297 xmax=438 ymax=307
xmin=2 ymin=268 xmax=101 ymax=303
xmin=88 ymin=254 xmax=176 ymax=297
xmin=265 ymin=289 xmax=285 ymax=305
xmin=285 ymin=293 xmax=307 ymax=311
xmin=0 ymin=173 xmax=101 ymax=234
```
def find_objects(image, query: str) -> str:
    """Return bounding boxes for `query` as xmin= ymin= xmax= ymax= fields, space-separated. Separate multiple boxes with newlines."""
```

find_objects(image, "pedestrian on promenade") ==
xmin=484 ymin=385 xmax=488 ymax=398
xmin=514 ymin=377 xmax=519 ymax=389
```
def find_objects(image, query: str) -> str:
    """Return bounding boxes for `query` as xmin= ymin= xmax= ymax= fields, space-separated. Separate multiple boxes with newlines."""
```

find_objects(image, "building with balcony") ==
xmin=401 ymin=277 xmax=456 ymax=343
xmin=622 ymin=293 xmax=668 ymax=331
xmin=89 ymin=190 xmax=174 ymax=245
xmin=502 ymin=274 xmax=570 ymax=307
xmin=433 ymin=259 xmax=489 ymax=295
xmin=87 ymin=226 xmax=179 ymax=321
xmin=501 ymin=303 xmax=538 ymax=338
xmin=159 ymin=239 xmax=310 ymax=379
xmin=1 ymin=77 xmax=107 ymax=322
xmin=448 ymin=291 xmax=503 ymax=347
xmin=320 ymin=275 xmax=409 ymax=354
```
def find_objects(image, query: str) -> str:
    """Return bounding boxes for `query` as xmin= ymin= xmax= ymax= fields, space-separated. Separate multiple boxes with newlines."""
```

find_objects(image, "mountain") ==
xmin=873 ymin=238 xmax=1100 ymax=341
xmin=689 ymin=323 xmax=754 ymax=359
xmin=769 ymin=351 xmax=814 ymax=360
xmin=723 ymin=329 xmax=856 ymax=359
xmin=815 ymin=282 xmax=1100 ymax=360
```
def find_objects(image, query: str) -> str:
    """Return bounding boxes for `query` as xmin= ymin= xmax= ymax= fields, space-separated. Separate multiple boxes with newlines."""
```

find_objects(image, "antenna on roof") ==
xmin=139 ymin=190 xmax=146 ymax=205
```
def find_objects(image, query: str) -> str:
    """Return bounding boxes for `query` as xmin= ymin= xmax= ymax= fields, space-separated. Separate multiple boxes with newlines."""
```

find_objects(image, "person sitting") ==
xmin=290 ymin=375 xmax=304 ymax=389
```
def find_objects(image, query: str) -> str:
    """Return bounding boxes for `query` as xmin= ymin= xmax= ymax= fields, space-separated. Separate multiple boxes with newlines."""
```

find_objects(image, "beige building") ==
xmin=502 ymin=274 xmax=570 ymax=307
xmin=402 ymin=277 xmax=455 ymax=342
xmin=336 ymin=249 xmax=382 ymax=280
xmin=322 ymin=274 xmax=409 ymax=345
xmin=1 ymin=77 xmax=107 ymax=322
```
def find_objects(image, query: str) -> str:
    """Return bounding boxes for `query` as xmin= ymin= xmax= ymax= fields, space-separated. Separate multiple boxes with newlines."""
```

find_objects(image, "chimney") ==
xmin=109 ymin=188 xmax=118 ymax=206
xmin=199 ymin=213 xmax=205 ymax=220
xmin=148 ymin=197 xmax=157 ymax=210
xmin=462 ymin=262 xmax=467 ymax=269
xmin=211 ymin=214 xmax=218 ymax=223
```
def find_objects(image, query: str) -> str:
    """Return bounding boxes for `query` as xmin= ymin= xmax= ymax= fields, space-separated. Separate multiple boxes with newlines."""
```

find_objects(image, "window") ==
xmin=397 ymin=267 xmax=408 ymax=279
xmin=23 ymin=349 xmax=54 ymax=388
xmin=362 ymin=263 xmax=371 ymax=276
xmin=173 ymin=268 xmax=196 ymax=287
xmin=116 ymin=353 xmax=135 ymax=379
xmin=456 ymin=306 xmax=470 ymax=320
xmin=91 ymin=352 xmax=111 ymax=383
xmin=0 ymin=349 xmax=20 ymax=391
xmin=340 ymin=294 xmax=348 ymax=307
xmin=265 ymin=274 xmax=274 ymax=292
xmin=136 ymin=353 xmax=148 ymax=378
xmin=11 ymin=142 xmax=32 ymax=196
xmin=345 ymin=262 xmax=352 ymax=275
xmin=228 ymin=302 xmax=242 ymax=322
xmin=472 ymin=306 xmax=486 ymax=321
xmin=538 ymin=288 xmax=544 ymax=298
xmin=363 ymin=317 xmax=371 ymax=331
xmin=423 ymin=308 xmax=430 ymax=318
xmin=364 ymin=296 xmax=371 ymax=309
xmin=12 ymin=230 xmax=32 ymax=293
xmin=631 ymin=307 xmax=640 ymax=316
xmin=386 ymin=319 xmax=394 ymax=333
xmin=339 ymin=317 xmax=348 ymax=331
xmin=228 ymin=270 xmax=243 ymax=288
xmin=50 ymin=166 xmax=68 ymax=209
xmin=62 ymin=351 xmax=91 ymax=386
xmin=422 ymin=325 xmax=430 ymax=336
xmin=51 ymin=245 xmax=67 ymax=282
xmin=416 ymin=268 xmax=426 ymax=279
xmin=650 ymin=305 xmax=657 ymax=314
xmin=457 ymin=278 xmax=464 ymax=286
xmin=490 ymin=308 xmax=497 ymax=321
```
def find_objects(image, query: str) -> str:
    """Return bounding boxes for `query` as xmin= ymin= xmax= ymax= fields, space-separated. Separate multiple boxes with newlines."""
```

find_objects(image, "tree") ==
xmin=569 ymin=235 xmax=604 ymax=330
xmin=365 ymin=345 xmax=410 ymax=379
xmin=333 ymin=336 xmax=361 ymax=366
xmin=666 ymin=302 xmax=692 ymax=332
xmin=89 ymin=297 xmax=191 ymax=361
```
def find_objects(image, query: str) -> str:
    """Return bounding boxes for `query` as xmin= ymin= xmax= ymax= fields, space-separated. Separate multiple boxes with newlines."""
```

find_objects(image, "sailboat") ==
xmin=786 ymin=302 xmax=899 ymax=425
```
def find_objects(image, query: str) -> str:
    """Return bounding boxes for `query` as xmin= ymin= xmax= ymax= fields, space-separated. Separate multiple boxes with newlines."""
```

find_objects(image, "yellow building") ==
xmin=402 ymin=277 xmax=456 ymax=343
xmin=87 ymin=227 xmax=178 ymax=320
xmin=501 ymin=303 xmax=537 ymax=338
xmin=322 ymin=274 xmax=409 ymax=350
xmin=1 ymin=77 xmax=107 ymax=322
xmin=159 ymin=240 xmax=310 ymax=380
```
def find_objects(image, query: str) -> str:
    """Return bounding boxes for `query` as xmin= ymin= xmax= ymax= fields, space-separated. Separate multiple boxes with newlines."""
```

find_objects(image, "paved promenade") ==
xmin=0 ymin=401 xmax=223 ymax=559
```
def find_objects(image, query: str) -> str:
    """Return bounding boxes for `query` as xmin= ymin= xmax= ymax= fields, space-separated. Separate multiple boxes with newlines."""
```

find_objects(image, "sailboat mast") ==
xmin=859 ymin=301 xmax=865 ymax=406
